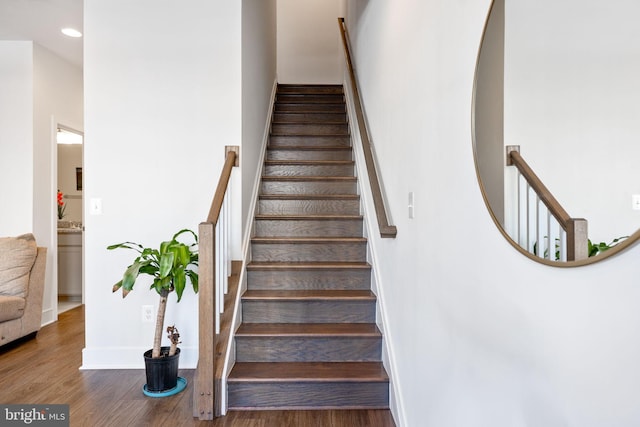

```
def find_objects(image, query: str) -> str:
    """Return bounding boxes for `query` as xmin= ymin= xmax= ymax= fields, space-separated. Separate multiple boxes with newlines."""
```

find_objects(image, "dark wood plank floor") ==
xmin=0 ymin=306 xmax=396 ymax=426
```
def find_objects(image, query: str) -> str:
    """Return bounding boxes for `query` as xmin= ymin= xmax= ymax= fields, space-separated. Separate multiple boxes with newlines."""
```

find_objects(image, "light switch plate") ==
xmin=408 ymin=192 xmax=415 ymax=219
xmin=89 ymin=198 xmax=102 ymax=215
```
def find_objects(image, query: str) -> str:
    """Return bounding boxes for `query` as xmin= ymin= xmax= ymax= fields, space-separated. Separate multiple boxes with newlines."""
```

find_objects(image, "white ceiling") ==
xmin=0 ymin=0 xmax=83 ymax=67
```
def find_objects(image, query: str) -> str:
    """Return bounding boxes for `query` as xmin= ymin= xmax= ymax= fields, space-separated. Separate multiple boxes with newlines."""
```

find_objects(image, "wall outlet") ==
xmin=633 ymin=194 xmax=640 ymax=211
xmin=142 ymin=305 xmax=154 ymax=323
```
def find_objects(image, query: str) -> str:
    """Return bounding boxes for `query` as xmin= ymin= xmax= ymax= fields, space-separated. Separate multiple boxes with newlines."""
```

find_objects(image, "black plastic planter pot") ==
xmin=143 ymin=347 xmax=180 ymax=393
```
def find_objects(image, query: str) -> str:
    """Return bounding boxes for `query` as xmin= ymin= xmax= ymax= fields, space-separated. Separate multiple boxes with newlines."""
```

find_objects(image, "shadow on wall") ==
xmin=348 ymin=0 xmax=371 ymax=27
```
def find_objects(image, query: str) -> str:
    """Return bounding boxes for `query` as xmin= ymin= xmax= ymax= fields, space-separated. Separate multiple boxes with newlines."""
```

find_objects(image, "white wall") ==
xmin=33 ymin=44 xmax=83 ymax=325
xmin=0 ymin=42 xmax=33 ymax=236
xmin=0 ymin=42 xmax=83 ymax=326
xmin=242 ymin=0 xmax=277 ymax=233
xmin=277 ymin=0 xmax=342 ymax=84
xmin=82 ymin=0 xmax=242 ymax=369
xmin=346 ymin=1 xmax=640 ymax=426
xmin=504 ymin=0 xmax=640 ymax=243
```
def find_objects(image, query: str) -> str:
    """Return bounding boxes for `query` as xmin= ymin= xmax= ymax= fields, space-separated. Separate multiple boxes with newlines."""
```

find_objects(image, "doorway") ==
xmin=56 ymin=125 xmax=83 ymax=314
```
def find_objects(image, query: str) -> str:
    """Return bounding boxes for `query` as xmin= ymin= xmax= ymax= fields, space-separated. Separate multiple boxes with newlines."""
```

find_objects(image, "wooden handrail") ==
xmin=206 ymin=147 xmax=238 ymax=223
xmin=507 ymin=148 xmax=571 ymax=228
xmin=193 ymin=146 xmax=238 ymax=420
xmin=338 ymin=17 xmax=397 ymax=238
xmin=507 ymin=146 xmax=588 ymax=260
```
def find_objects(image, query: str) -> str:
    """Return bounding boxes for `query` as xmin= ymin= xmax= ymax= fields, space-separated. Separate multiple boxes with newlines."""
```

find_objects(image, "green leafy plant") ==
xmin=533 ymin=237 xmax=560 ymax=261
xmin=588 ymin=236 xmax=628 ymax=257
xmin=108 ymin=229 xmax=198 ymax=358
xmin=533 ymin=235 xmax=628 ymax=261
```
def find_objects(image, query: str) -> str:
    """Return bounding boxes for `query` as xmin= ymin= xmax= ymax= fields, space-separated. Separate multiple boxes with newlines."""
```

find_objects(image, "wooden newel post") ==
xmin=567 ymin=218 xmax=588 ymax=261
xmin=193 ymin=222 xmax=215 ymax=420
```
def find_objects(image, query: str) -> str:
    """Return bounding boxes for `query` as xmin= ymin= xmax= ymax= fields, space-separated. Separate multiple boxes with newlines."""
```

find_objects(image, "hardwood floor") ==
xmin=0 ymin=306 xmax=396 ymax=426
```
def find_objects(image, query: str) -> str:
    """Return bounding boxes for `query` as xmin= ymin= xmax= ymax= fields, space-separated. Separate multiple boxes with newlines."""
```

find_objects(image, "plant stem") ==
xmin=152 ymin=289 xmax=169 ymax=358
xmin=167 ymin=326 xmax=180 ymax=357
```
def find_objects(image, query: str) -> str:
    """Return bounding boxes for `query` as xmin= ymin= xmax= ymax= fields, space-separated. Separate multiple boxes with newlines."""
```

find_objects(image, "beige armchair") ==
xmin=0 ymin=233 xmax=47 ymax=347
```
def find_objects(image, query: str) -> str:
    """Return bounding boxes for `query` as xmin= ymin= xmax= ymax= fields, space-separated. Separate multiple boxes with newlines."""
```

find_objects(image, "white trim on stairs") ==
xmin=343 ymin=70 xmax=406 ymax=427
xmin=219 ymin=78 xmax=278 ymax=415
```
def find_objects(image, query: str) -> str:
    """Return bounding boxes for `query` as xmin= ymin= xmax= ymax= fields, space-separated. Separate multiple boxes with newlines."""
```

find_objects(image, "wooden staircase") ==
xmin=227 ymin=84 xmax=389 ymax=410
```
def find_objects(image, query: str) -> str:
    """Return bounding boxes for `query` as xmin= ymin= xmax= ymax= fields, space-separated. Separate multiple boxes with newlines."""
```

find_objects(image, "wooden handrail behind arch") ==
xmin=506 ymin=146 xmax=588 ymax=261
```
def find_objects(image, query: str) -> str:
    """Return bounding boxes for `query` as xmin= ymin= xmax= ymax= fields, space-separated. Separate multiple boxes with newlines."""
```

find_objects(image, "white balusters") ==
xmin=506 ymin=146 xmax=587 ymax=262
xmin=214 ymin=178 xmax=233 ymax=335
xmin=513 ymin=168 xmax=569 ymax=261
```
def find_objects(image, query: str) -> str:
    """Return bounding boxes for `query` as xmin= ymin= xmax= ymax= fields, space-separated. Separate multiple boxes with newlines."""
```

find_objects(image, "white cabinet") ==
xmin=58 ymin=231 xmax=82 ymax=299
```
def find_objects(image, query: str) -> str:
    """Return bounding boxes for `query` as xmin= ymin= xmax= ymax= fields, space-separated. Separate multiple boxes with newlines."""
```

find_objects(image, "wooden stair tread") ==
xmin=270 ymin=134 xmax=349 ymax=137
xmin=259 ymin=194 xmax=359 ymax=200
xmin=229 ymin=362 xmax=387 ymax=382
xmin=261 ymin=176 xmax=357 ymax=182
xmin=276 ymin=93 xmax=344 ymax=97
xmin=251 ymin=236 xmax=366 ymax=243
xmin=270 ymin=132 xmax=349 ymax=136
xmin=275 ymin=101 xmax=345 ymax=104
xmin=272 ymin=122 xmax=347 ymax=127
xmin=278 ymin=83 xmax=342 ymax=85
xmin=236 ymin=323 xmax=381 ymax=337
xmin=270 ymin=136 xmax=350 ymax=141
xmin=274 ymin=112 xmax=345 ymax=115
xmin=275 ymin=102 xmax=345 ymax=105
xmin=274 ymin=113 xmax=346 ymax=117
xmin=275 ymin=100 xmax=345 ymax=107
xmin=268 ymin=145 xmax=351 ymax=151
xmin=268 ymin=139 xmax=351 ymax=147
xmin=276 ymin=90 xmax=343 ymax=92
xmin=274 ymin=105 xmax=346 ymax=113
xmin=277 ymin=92 xmax=343 ymax=96
xmin=275 ymin=104 xmax=344 ymax=107
xmin=276 ymin=94 xmax=343 ymax=96
xmin=242 ymin=290 xmax=375 ymax=300
xmin=247 ymin=261 xmax=371 ymax=270
xmin=265 ymin=160 xmax=354 ymax=165
xmin=278 ymin=84 xmax=343 ymax=91
xmin=276 ymin=97 xmax=345 ymax=102
xmin=273 ymin=112 xmax=346 ymax=117
xmin=255 ymin=214 xmax=362 ymax=220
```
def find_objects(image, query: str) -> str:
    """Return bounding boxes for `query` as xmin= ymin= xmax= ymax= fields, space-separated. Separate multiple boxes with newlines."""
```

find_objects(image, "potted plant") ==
xmin=108 ymin=228 xmax=198 ymax=395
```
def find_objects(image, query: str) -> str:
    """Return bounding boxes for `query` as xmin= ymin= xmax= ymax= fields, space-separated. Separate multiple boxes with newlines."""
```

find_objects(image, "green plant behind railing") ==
xmin=533 ymin=236 xmax=628 ymax=261
xmin=533 ymin=237 xmax=558 ymax=260
xmin=588 ymin=236 xmax=628 ymax=257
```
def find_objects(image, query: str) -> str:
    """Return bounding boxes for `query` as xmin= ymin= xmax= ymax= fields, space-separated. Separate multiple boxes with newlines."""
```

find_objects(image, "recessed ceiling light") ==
xmin=61 ymin=28 xmax=82 ymax=38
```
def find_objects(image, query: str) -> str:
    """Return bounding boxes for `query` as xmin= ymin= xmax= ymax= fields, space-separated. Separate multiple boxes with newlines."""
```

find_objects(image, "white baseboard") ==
xmin=40 ymin=308 xmax=56 ymax=327
xmin=343 ymin=70 xmax=406 ymax=427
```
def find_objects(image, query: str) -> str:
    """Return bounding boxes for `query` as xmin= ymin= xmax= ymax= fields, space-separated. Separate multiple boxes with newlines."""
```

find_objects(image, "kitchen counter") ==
xmin=57 ymin=227 xmax=83 ymax=234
